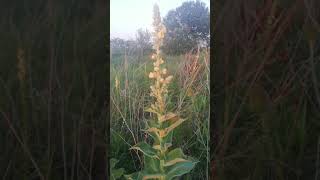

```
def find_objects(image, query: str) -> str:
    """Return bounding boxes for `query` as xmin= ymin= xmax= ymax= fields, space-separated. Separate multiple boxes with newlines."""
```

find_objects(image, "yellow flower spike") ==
xmin=127 ymin=3 xmax=197 ymax=178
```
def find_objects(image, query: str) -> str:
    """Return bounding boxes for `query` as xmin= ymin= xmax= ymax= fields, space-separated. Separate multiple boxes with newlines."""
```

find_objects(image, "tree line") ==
xmin=111 ymin=0 xmax=209 ymax=57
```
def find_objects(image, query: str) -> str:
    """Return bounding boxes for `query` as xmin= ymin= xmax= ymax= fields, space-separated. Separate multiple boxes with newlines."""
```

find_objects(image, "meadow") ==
xmin=0 ymin=1 xmax=107 ymax=179
xmin=212 ymin=0 xmax=320 ymax=179
xmin=110 ymin=48 xmax=210 ymax=179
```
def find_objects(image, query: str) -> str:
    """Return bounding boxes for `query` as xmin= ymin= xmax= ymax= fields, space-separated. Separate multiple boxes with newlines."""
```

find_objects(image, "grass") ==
xmin=110 ymin=48 xmax=210 ymax=179
xmin=212 ymin=0 xmax=320 ymax=179
xmin=0 ymin=1 xmax=107 ymax=179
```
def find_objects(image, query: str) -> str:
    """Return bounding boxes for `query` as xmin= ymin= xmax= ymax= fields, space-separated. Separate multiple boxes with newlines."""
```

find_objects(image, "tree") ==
xmin=136 ymin=28 xmax=152 ymax=57
xmin=163 ymin=0 xmax=209 ymax=54
xmin=110 ymin=38 xmax=126 ymax=57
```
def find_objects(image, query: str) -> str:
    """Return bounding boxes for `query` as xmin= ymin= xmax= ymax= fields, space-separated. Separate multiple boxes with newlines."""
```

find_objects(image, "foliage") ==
xmin=163 ymin=0 xmax=209 ymax=55
xmin=0 ymin=0 xmax=107 ymax=179
xmin=110 ymin=158 xmax=125 ymax=180
xmin=136 ymin=28 xmax=153 ymax=57
xmin=212 ymin=0 xmax=320 ymax=179
xmin=124 ymin=4 xmax=198 ymax=180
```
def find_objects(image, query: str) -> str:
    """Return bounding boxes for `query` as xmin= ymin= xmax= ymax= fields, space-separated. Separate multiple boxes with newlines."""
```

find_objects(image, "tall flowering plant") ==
xmin=125 ymin=4 xmax=198 ymax=180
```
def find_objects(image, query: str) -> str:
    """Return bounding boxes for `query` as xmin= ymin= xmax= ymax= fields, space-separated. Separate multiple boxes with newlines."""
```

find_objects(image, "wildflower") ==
xmin=149 ymin=72 xmax=155 ymax=78
xmin=162 ymin=68 xmax=167 ymax=74
xmin=165 ymin=75 xmax=173 ymax=83
xmin=126 ymin=3 xmax=197 ymax=179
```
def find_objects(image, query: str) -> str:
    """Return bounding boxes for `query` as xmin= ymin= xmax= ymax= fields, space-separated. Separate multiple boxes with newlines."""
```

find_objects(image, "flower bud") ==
xmin=162 ymin=68 xmax=167 ymax=74
xmin=149 ymin=72 xmax=155 ymax=78
xmin=165 ymin=75 xmax=173 ymax=82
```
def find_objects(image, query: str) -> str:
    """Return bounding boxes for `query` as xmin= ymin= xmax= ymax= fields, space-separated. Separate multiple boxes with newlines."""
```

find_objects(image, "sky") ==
xmin=110 ymin=0 xmax=210 ymax=40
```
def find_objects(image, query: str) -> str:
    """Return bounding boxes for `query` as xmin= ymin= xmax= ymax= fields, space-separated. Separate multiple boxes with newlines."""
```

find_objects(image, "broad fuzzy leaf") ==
xmin=144 ymin=156 xmax=160 ymax=173
xmin=130 ymin=142 xmax=159 ymax=158
xmin=164 ymin=158 xmax=189 ymax=167
xmin=162 ymin=130 xmax=173 ymax=145
xmin=159 ymin=112 xmax=179 ymax=123
xmin=164 ymin=118 xmax=186 ymax=135
xmin=111 ymin=168 xmax=125 ymax=180
xmin=110 ymin=158 xmax=125 ymax=180
xmin=145 ymin=107 xmax=161 ymax=116
xmin=110 ymin=158 xmax=118 ymax=169
xmin=167 ymin=148 xmax=186 ymax=160
xmin=165 ymin=161 xmax=198 ymax=180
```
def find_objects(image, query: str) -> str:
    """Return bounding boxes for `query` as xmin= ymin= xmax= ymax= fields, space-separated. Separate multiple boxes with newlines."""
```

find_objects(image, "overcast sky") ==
xmin=110 ymin=0 xmax=210 ymax=40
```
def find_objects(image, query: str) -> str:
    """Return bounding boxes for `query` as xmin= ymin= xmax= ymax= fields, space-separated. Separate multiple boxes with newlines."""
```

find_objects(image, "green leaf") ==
xmin=167 ymin=148 xmax=186 ymax=160
xmin=142 ymin=174 xmax=165 ymax=179
xmin=143 ymin=127 xmax=161 ymax=136
xmin=111 ymin=168 xmax=125 ymax=180
xmin=110 ymin=158 xmax=118 ymax=169
xmin=110 ymin=158 xmax=125 ymax=180
xmin=144 ymin=120 xmax=160 ymax=143
xmin=165 ymin=161 xmax=198 ymax=180
xmin=145 ymin=107 xmax=161 ymax=116
xmin=125 ymin=171 xmax=143 ymax=180
xmin=159 ymin=112 xmax=179 ymax=123
xmin=130 ymin=142 xmax=159 ymax=158
xmin=144 ymin=156 xmax=160 ymax=173
xmin=147 ymin=119 xmax=160 ymax=128
xmin=162 ymin=130 xmax=173 ymax=145
xmin=164 ymin=118 xmax=186 ymax=135
xmin=164 ymin=158 xmax=189 ymax=167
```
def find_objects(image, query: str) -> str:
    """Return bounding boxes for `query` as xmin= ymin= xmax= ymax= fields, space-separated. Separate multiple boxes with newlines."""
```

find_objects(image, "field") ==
xmin=0 ymin=1 xmax=107 ymax=179
xmin=212 ymin=0 xmax=320 ymax=179
xmin=110 ymin=49 xmax=210 ymax=179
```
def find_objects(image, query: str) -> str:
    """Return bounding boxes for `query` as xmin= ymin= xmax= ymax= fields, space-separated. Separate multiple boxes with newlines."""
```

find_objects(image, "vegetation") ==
xmin=124 ymin=4 xmax=198 ymax=179
xmin=163 ymin=0 xmax=210 ymax=55
xmin=110 ymin=1 xmax=210 ymax=179
xmin=0 ymin=1 xmax=107 ymax=179
xmin=110 ymin=49 xmax=210 ymax=180
xmin=212 ymin=0 xmax=320 ymax=179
